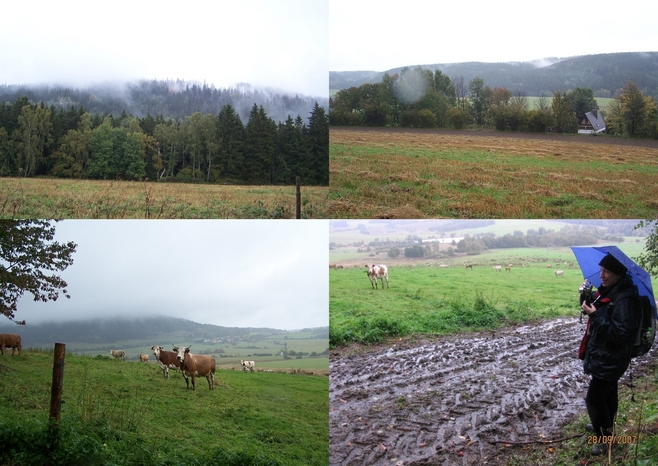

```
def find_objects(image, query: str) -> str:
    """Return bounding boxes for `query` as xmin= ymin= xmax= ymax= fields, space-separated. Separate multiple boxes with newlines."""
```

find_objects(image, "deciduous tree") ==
xmin=551 ymin=91 xmax=578 ymax=133
xmin=14 ymin=104 xmax=52 ymax=177
xmin=636 ymin=219 xmax=658 ymax=276
xmin=0 ymin=221 xmax=76 ymax=324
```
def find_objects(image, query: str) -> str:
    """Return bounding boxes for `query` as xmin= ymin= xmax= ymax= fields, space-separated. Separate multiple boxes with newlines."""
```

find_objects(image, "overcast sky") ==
xmin=12 ymin=220 xmax=328 ymax=330
xmin=330 ymin=0 xmax=658 ymax=71
xmin=0 ymin=0 xmax=328 ymax=97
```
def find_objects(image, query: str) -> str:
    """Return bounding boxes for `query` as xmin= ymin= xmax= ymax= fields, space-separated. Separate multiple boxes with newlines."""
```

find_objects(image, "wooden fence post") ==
xmin=50 ymin=343 xmax=66 ymax=422
xmin=296 ymin=176 xmax=301 ymax=219
xmin=48 ymin=342 xmax=66 ymax=452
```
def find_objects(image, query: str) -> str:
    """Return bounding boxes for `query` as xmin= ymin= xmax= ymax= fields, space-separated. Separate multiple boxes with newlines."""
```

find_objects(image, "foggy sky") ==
xmin=330 ymin=0 xmax=658 ymax=71
xmin=12 ymin=220 xmax=328 ymax=330
xmin=0 ymin=0 xmax=328 ymax=98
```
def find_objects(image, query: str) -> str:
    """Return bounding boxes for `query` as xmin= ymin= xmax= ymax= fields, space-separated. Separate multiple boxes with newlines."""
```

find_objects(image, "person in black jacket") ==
xmin=581 ymin=253 xmax=641 ymax=455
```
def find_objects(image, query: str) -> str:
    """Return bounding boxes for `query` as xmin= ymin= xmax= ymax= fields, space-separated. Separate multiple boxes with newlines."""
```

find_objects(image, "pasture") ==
xmin=0 ymin=349 xmax=328 ymax=465
xmin=330 ymin=246 xmax=606 ymax=347
xmin=0 ymin=177 xmax=328 ymax=219
xmin=329 ymin=127 xmax=658 ymax=218
xmin=37 ymin=330 xmax=329 ymax=375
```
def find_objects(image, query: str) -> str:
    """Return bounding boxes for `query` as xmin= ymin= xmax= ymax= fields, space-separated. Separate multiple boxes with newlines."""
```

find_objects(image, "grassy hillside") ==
xmin=0 ymin=350 xmax=328 ymax=465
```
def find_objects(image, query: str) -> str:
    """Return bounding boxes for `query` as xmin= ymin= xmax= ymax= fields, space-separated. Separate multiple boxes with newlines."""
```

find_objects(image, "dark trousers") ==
xmin=585 ymin=377 xmax=618 ymax=437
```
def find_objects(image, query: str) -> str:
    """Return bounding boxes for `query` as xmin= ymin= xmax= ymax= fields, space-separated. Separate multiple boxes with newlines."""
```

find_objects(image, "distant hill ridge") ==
xmin=330 ymin=52 xmax=658 ymax=97
xmin=0 ymin=315 xmax=328 ymax=347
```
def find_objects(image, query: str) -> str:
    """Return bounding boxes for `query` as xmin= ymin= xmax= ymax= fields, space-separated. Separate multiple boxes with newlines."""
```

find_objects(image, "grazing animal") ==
xmin=240 ymin=360 xmax=255 ymax=373
xmin=493 ymin=265 xmax=502 ymax=272
xmin=172 ymin=345 xmax=216 ymax=391
xmin=365 ymin=264 xmax=389 ymax=289
xmin=555 ymin=270 xmax=565 ymax=277
xmin=505 ymin=266 xmax=512 ymax=272
xmin=546 ymin=264 xmax=552 ymax=268
xmin=465 ymin=264 xmax=473 ymax=269
xmin=139 ymin=354 xmax=149 ymax=363
xmin=151 ymin=345 xmax=184 ymax=379
xmin=0 ymin=334 xmax=21 ymax=356
xmin=109 ymin=350 xmax=125 ymax=360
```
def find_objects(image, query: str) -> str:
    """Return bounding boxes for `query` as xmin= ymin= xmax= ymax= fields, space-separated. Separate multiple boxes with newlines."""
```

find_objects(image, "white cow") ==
xmin=493 ymin=265 xmax=502 ymax=272
xmin=365 ymin=264 xmax=389 ymax=289
xmin=241 ymin=360 xmax=255 ymax=373
xmin=555 ymin=270 xmax=565 ymax=277
xmin=109 ymin=350 xmax=125 ymax=360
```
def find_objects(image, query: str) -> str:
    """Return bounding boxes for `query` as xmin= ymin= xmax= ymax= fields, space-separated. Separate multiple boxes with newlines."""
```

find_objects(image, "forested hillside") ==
xmin=0 ymin=315 xmax=329 ymax=347
xmin=330 ymin=52 xmax=658 ymax=98
xmin=0 ymin=80 xmax=329 ymax=124
xmin=0 ymin=82 xmax=329 ymax=185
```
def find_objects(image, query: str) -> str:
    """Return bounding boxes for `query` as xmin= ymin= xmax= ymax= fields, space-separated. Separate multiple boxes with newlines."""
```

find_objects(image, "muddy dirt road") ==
xmin=329 ymin=317 xmax=654 ymax=465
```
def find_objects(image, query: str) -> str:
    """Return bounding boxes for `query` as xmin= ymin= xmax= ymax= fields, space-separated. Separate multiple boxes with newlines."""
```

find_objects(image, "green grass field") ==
xmin=34 ymin=329 xmax=329 ymax=374
xmin=0 ymin=350 xmax=328 ymax=465
xmin=329 ymin=243 xmax=649 ymax=347
xmin=525 ymin=96 xmax=613 ymax=110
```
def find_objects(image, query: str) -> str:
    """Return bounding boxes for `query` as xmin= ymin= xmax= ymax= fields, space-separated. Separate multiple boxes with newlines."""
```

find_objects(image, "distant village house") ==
xmin=578 ymin=109 xmax=606 ymax=134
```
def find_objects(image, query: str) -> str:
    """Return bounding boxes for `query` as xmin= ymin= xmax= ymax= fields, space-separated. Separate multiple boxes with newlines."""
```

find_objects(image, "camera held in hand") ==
xmin=579 ymin=279 xmax=594 ymax=308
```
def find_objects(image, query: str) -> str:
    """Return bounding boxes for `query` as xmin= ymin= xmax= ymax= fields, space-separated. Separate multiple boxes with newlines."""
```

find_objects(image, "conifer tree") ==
xmin=216 ymin=104 xmax=245 ymax=181
xmin=245 ymin=104 xmax=277 ymax=184
xmin=306 ymin=102 xmax=329 ymax=185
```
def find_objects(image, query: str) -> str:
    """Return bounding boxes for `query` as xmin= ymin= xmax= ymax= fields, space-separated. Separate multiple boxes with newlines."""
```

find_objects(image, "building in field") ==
xmin=578 ymin=109 xmax=606 ymax=134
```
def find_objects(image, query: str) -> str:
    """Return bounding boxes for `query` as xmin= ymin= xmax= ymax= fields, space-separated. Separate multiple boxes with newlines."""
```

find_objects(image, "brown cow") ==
xmin=151 ymin=345 xmax=184 ymax=379
xmin=172 ymin=345 xmax=216 ymax=391
xmin=0 ymin=334 xmax=21 ymax=356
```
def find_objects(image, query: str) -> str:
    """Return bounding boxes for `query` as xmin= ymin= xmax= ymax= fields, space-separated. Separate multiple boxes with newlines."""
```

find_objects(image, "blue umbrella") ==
xmin=571 ymin=245 xmax=657 ymax=315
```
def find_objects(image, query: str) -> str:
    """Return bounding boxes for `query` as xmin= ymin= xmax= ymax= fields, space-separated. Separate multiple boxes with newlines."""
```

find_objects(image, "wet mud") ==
xmin=329 ymin=317 xmax=654 ymax=465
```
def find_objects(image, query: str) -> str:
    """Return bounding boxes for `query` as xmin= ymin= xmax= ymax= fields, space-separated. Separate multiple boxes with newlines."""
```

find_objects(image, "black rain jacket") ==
xmin=583 ymin=275 xmax=641 ymax=381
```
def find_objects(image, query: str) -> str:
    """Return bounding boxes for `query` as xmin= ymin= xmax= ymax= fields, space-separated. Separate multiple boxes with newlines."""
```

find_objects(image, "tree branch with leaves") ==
xmin=0 ymin=220 xmax=77 ymax=324
xmin=636 ymin=219 xmax=658 ymax=277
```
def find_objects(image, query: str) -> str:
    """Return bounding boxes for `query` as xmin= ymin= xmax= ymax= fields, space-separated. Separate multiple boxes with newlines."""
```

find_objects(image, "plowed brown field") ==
xmin=329 ymin=127 xmax=658 ymax=218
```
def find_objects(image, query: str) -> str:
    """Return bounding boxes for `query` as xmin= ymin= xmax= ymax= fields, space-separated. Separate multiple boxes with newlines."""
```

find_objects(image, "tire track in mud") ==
xmin=330 ymin=317 xmax=593 ymax=465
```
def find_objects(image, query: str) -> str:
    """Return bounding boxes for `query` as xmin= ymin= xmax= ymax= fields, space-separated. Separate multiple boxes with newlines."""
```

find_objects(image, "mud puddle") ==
xmin=329 ymin=317 xmax=654 ymax=465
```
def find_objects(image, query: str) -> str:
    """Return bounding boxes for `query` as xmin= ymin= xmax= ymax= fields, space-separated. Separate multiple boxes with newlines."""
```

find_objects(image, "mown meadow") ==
xmin=0 ymin=350 xmax=328 ymax=465
xmin=330 ymin=246 xmax=605 ymax=347
xmin=329 ymin=128 xmax=658 ymax=218
xmin=0 ymin=178 xmax=328 ymax=219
